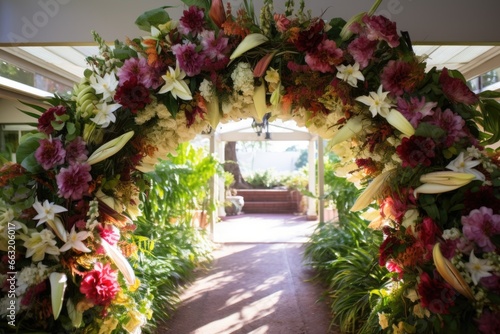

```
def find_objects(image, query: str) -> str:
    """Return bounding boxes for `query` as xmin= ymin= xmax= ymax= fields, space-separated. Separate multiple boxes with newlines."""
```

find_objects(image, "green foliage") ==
xmin=131 ymin=143 xmax=218 ymax=331
xmin=244 ymin=169 xmax=282 ymax=188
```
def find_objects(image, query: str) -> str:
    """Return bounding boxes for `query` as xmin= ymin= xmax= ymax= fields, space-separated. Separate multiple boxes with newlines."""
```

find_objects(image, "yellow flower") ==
xmin=378 ymin=312 xmax=389 ymax=329
xmin=122 ymin=309 xmax=146 ymax=333
xmin=98 ymin=316 xmax=119 ymax=334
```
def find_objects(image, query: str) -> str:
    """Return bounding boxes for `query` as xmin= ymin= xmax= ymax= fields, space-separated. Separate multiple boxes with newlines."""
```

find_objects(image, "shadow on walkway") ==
xmin=158 ymin=214 xmax=338 ymax=334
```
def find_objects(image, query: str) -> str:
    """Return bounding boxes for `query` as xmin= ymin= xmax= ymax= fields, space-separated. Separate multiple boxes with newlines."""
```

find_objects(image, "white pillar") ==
xmin=318 ymin=138 xmax=325 ymax=222
xmin=307 ymin=138 xmax=317 ymax=220
xmin=217 ymin=139 xmax=226 ymax=218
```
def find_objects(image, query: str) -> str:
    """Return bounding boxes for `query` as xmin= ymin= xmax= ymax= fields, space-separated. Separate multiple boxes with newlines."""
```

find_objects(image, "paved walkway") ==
xmin=158 ymin=214 xmax=337 ymax=334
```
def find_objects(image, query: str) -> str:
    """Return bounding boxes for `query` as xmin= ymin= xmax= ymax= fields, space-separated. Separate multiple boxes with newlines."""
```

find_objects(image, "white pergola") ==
xmin=205 ymin=118 xmax=326 ymax=236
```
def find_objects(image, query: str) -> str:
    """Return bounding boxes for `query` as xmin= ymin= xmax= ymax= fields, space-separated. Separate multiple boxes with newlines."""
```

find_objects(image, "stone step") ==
xmin=242 ymin=201 xmax=298 ymax=214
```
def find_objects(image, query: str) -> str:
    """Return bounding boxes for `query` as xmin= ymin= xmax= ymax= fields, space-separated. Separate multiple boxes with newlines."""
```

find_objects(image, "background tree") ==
xmin=224 ymin=141 xmax=251 ymax=189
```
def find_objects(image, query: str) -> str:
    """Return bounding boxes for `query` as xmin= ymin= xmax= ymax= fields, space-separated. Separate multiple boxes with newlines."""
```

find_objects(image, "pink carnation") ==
xmin=80 ymin=262 xmax=119 ymax=306
xmin=347 ymin=36 xmax=377 ymax=69
xmin=462 ymin=207 xmax=500 ymax=252
xmin=97 ymin=224 xmax=120 ymax=246
xmin=274 ymin=13 xmax=291 ymax=33
xmin=35 ymin=137 xmax=66 ymax=170
xmin=56 ymin=162 xmax=92 ymax=200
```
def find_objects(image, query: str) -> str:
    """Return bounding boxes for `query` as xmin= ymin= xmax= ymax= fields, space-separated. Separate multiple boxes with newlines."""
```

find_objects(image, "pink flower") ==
xmin=65 ymin=137 xmax=88 ymax=164
xmin=80 ymin=262 xmax=119 ymax=306
xmin=397 ymin=96 xmax=436 ymax=128
xmin=37 ymin=106 xmax=66 ymax=135
xmin=381 ymin=60 xmax=424 ymax=96
xmin=427 ymin=108 xmax=467 ymax=147
xmin=172 ymin=42 xmax=205 ymax=77
xmin=35 ymin=137 xmax=66 ymax=170
xmin=117 ymin=57 xmax=163 ymax=89
xmin=179 ymin=6 xmax=205 ymax=36
xmin=200 ymin=30 xmax=230 ymax=61
xmin=347 ymin=36 xmax=377 ymax=69
xmin=462 ymin=207 xmax=500 ymax=252
xmin=417 ymin=272 xmax=455 ymax=314
xmin=362 ymin=15 xmax=400 ymax=48
xmin=274 ymin=13 xmax=291 ymax=33
xmin=305 ymin=39 xmax=343 ymax=73
xmin=439 ymin=68 xmax=478 ymax=105
xmin=97 ymin=224 xmax=120 ymax=246
xmin=56 ymin=162 xmax=92 ymax=200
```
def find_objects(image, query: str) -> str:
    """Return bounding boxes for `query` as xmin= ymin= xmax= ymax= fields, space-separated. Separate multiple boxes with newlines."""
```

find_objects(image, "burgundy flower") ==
xmin=37 ymin=106 xmax=66 ymax=135
xmin=462 ymin=206 xmax=500 ymax=252
xmin=294 ymin=19 xmax=325 ymax=52
xmin=35 ymin=137 xmax=66 ymax=170
xmin=378 ymin=235 xmax=401 ymax=267
xmin=65 ymin=137 xmax=88 ymax=164
xmin=419 ymin=217 xmax=441 ymax=259
xmin=396 ymin=136 xmax=436 ymax=168
xmin=56 ymin=162 xmax=92 ymax=200
xmin=185 ymin=106 xmax=205 ymax=127
xmin=347 ymin=36 xmax=377 ymax=69
xmin=172 ymin=42 xmax=205 ymax=76
xmin=477 ymin=309 xmax=500 ymax=334
xmin=305 ymin=39 xmax=343 ymax=73
xmin=463 ymin=186 xmax=500 ymax=214
xmin=80 ymin=262 xmax=119 ymax=306
xmin=439 ymin=68 xmax=478 ymax=105
xmin=114 ymin=77 xmax=151 ymax=113
xmin=179 ymin=6 xmax=206 ymax=36
xmin=381 ymin=60 xmax=424 ymax=96
xmin=480 ymin=274 xmax=500 ymax=293
xmin=362 ymin=15 xmax=400 ymax=48
xmin=417 ymin=272 xmax=456 ymax=314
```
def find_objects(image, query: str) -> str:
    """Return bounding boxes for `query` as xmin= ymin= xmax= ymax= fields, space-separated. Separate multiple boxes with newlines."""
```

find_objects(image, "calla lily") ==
xmin=253 ymin=79 xmax=268 ymax=122
xmin=67 ymin=299 xmax=83 ymax=327
xmin=414 ymin=171 xmax=475 ymax=197
xmin=209 ymin=0 xmax=226 ymax=28
xmin=351 ymin=169 xmax=396 ymax=212
xmin=386 ymin=109 xmax=415 ymax=137
xmin=230 ymin=33 xmax=269 ymax=61
xmin=254 ymin=51 xmax=277 ymax=77
xmin=86 ymin=130 xmax=134 ymax=165
xmin=433 ymin=243 xmax=474 ymax=300
xmin=101 ymin=238 xmax=135 ymax=285
xmin=50 ymin=272 xmax=67 ymax=320
xmin=206 ymin=94 xmax=221 ymax=129
xmin=329 ymin=115 xmax=364 ymax=147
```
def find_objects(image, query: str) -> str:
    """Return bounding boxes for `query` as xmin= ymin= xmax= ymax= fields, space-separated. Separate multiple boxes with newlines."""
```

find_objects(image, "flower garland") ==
xmin=1 ymin=0 xmax=500 ymax=332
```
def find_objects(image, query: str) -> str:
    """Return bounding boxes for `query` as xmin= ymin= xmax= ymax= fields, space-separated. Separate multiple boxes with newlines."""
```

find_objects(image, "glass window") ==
xmin=0 ymin=58 xmax=34 ymax=86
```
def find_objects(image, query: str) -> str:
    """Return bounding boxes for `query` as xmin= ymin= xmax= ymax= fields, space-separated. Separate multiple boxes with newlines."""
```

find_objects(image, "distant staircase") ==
xmin=235 ymin=189 xmax=303 ymax=214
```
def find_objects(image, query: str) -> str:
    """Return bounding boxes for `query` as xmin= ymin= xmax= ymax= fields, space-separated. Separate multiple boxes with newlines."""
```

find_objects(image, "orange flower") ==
xmin=143 ymin=39 xmax=160 ymax=66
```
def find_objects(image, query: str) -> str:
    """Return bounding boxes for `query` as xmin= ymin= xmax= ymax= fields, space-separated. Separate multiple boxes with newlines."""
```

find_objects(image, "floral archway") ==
xmin=1 ymin=0 xmax=500 ymax=333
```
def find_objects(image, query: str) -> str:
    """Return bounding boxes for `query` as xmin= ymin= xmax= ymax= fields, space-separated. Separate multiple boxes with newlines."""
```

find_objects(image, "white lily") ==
xmin=22 ymin=229 xmax=60 ymax=262
xmin=100 ymin=238 xmax=135 ymax=285
xmin=465 ymin=250 xmax=494 ymax=285
xmin=253 ymin=79 xmax=268 ymax=122
xmin=158 ymin=61 xmax=192 ymax=100
xmin=33 ymin=200 xmax=67 ymax=226
xmin=229 ymin=33 xmax=269 ymax=61
xmin=355 ymin=85 xmax=392 ymax=118
xmin=336 ymin=63 xmax=365 ymax=87
xmin=329 ymin=115 xmax=364 ymax=147
xmin=59 ymin=226 xmax=91 ymax=253
xmin=351 ymin=169 xmax=396 ymax=212
xmin=90 ymin=103 xmax=120 ymax=128
xmin=49 ymin=272 xmax=67 ymax=320
xmin=89 ymin=72 xmax=119 ymax=101
xmin=385 ymin=109 xmax=415 ymax=137
xmin=86 ymin=130 xmax=135 ymax=165
xmin=446 ymin=151 xmax=485 ymax=181
xmin=414 ymin=171 xmax=476 ymax=197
